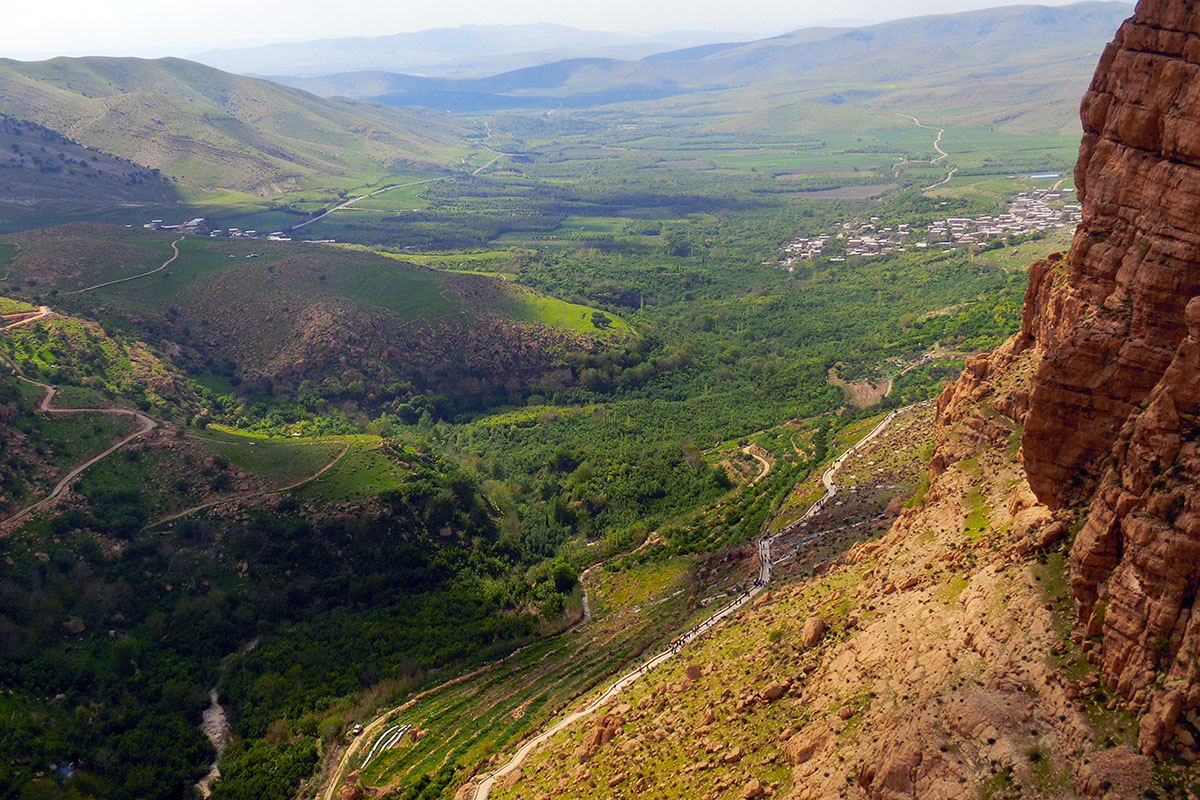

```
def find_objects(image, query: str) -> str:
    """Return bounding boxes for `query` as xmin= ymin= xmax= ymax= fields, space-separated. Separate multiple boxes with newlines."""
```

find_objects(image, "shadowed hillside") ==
xmin=0 ymin=114 xmax=181 ymax=231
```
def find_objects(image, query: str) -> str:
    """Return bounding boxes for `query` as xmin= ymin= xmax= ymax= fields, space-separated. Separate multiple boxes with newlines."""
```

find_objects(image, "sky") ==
xmin=1 ymin=0 xmax=1130 ymax=58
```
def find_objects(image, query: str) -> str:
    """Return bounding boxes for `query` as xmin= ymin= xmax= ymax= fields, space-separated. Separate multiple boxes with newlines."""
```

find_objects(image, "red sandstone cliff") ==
xmin=938 ymin=0 xmax=1200 ymax=759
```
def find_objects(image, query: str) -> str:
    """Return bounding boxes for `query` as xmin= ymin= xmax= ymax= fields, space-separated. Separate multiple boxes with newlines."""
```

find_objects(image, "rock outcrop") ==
xmin=994 ymin=0 xmax=1200 ymax=758
xmin=1022 ymin=2 xmax=1200 ymax=510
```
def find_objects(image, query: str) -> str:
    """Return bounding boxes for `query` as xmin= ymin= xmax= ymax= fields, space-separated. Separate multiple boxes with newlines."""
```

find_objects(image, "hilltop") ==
xmin=0 ymin=223 xmax=629 ymax=415
xmin=0 ymin=56 xmax=466 ymax=195
xmin=190 ymin=24 xmax=739 ymax=79
xmin=279 ymin=2 xmax=1132 ymax=133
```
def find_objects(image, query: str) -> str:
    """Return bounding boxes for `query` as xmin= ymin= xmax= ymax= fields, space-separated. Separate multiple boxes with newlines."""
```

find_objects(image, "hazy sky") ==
xmin=2 ymin=0 xmax=1130 ymax=58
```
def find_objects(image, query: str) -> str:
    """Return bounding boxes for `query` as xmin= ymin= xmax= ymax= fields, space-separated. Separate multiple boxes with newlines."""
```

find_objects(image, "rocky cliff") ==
xmin=467 ymin=3 xmax=1200 ymax=798
xmin=1011 ymin=0 xmax=1200 ymax=759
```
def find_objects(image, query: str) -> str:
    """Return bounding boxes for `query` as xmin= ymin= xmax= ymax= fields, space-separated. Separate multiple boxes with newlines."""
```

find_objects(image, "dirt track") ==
xmin=0 ymin=370 xmax=156 ymax=529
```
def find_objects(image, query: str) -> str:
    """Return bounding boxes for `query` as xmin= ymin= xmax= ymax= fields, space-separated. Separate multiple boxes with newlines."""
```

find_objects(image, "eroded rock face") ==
xmin=1023 ymin=1 xmax=1200 ymax=507
xmin=1013 ymin=0 xmax=1200 ymax=756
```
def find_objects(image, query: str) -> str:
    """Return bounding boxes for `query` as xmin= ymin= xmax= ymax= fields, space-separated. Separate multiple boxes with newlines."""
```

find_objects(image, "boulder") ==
xmin=801 ymin=618 xmax=827 ymax=649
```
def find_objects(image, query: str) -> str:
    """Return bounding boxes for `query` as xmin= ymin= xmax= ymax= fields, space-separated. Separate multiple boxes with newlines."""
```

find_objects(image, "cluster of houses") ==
xmin=140 ymin=217 xmax=300 ymax=243
xmin=777 ymin=187 xmax=1082 ymax=266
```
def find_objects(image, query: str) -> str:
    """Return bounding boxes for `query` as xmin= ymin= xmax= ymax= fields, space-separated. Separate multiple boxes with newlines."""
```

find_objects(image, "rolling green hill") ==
xmin=0 ymin=223 xmax=629 ymax=415
xmin=0 ymin=56 xmax=467 ymax=195
xmin=283 ymin=2 xmax=1131 ymax=134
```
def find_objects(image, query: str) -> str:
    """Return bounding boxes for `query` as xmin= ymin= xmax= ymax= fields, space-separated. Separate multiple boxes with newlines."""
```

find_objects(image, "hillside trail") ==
xmin=0 ymin=333 xmax=157 ymax=529
xmin=464 ymin=409 xmax=900 ymax=800
xmin=0 ymin=305 xmax=349 ymax=531
xmin=742 ymin=444 xmax=771 ymax=485
xmin=68 ymin=238 xmax=181 ymax=295
xmin=148 ymin=440 xmax=351 ymax=527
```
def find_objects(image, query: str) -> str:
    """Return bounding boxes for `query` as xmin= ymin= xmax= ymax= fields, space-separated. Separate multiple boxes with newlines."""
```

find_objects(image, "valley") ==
xmin=7 ymin=3 xmax=1200 ymax=800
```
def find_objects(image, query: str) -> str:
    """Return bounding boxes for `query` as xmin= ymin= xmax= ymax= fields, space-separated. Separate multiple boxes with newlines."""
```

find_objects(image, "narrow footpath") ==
xmin=149 ymin=442 xmax=350 ymax=527
xmin=68 ymin=238 xmax=181 ymax=295
xmin=466 ymin=409 xmax=900 ymax=800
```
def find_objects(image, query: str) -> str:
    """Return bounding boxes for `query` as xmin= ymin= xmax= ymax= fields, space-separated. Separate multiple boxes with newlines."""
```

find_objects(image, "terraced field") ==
xmin=323 ymin=556 xmax=755 ymax=799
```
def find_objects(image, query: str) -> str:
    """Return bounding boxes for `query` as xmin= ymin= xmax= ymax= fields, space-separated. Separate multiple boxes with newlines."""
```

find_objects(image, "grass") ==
xmin=500 ymin=285 xmax=631 ymax=336
xmin=488 ymin=559 xmax=879 ymax=800
xmin=1034 ymin=551 xmax=1140 ymax=751
xmin=291 ymin=436 xmax=409 ymax=503
xmin=0 ymin=297 xmax=37 ymax=314
xmin=52 ymin=384 xmax=114 ymax=408
xmin=399 ymin=248 xmax=532 ymax=276
xmin=963 ymin=483 xmax=991 ymax=541
xmin=592 ymin=560 xmax=688 ymax=615
xmin=190 ymin=428 xmax=344 ymax=486
xmin=76 ymin=427 xmax=344 ymax=519
xmin=974 ymin=228 xmax=1075 ymax=271
xmin=0 ymin=227 xmax=178 ymax=294
xmin=27 ymin=412 xmax=137 ymax=470
xmin=834 ymin=412 xmax=888 ymax=453
xmin=350 ymin=554 xmax=715 ymax=799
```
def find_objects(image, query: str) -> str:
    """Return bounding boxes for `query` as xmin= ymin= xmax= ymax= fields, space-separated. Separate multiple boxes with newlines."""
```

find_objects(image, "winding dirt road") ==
xmin=149 ymin=441 xmax=350 ymax=527
xmin=742 ymin=444 xmax=771 ymax=485
xmin=895 ymin=114 xmax=957 ymax=190
xmin=0 ymin=376 xmax=157 ymax=529
xmin=68 ymin=238 xmax=181 ymax=295
xmin=1 ymin=306 xmax=51 ymax=331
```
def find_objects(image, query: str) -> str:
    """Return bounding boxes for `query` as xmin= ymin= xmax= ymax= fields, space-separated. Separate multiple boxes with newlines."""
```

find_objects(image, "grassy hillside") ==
xmin=0 ymin=224 xmax=629 ymax=415
xmin=0 ymin=296 xmax=590 ymax=800
xmin=0 ymin=56 xmax=466 ymax=195
xmin=0 ymin=114 xmax=181 ymax=231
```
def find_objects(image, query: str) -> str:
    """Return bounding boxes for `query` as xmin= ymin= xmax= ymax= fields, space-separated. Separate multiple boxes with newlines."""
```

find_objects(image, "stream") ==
xmin=195 ymin=689 xmax=232 ymax=797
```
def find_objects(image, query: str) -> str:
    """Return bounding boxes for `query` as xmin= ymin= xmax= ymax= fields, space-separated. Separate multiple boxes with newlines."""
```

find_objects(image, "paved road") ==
xmin=68 ymin=239 xmax=181 ymax=295
xmin=467 ymin=409 xmax=901 ymax=800
xmin=472 ymin=147 xmax=512 ymax=176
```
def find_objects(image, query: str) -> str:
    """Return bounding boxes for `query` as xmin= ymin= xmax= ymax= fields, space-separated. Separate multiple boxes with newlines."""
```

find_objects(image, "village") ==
xmin=777 ymin=186 xmax=1082 ymax=266
xmin=140 ymin=217 xmax=311 ymax=243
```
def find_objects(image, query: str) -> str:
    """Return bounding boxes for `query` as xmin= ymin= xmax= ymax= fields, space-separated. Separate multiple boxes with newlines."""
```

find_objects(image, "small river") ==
xmin=195 ymin=688 xmax=232 ymax=797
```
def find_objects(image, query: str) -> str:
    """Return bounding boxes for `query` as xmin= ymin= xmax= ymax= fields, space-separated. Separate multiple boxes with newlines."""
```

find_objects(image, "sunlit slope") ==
xmin=0 ymin=224 xmax=629 ymax=409
xmin=0 ymin=56 xmax=466 ymax=194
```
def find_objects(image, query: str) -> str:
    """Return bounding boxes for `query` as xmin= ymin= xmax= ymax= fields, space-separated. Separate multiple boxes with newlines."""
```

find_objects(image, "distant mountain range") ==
xmin=0 ymin=56 xmax=464 ymax=195
xmin=189 ymin=24 xmax=749 ymax=79
xmin=0 ymin=1 xmax=1136 ymax=229
xmin=270 ymin=2 xmax=1133 ymax=125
